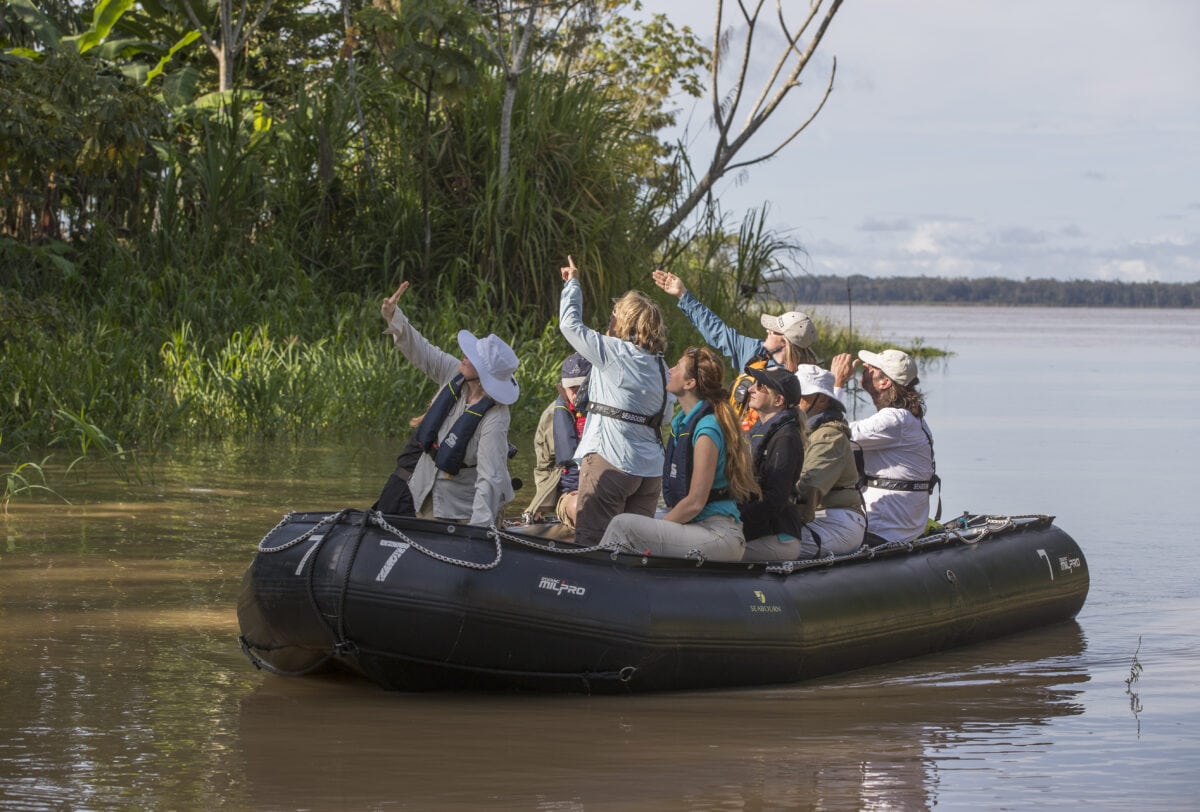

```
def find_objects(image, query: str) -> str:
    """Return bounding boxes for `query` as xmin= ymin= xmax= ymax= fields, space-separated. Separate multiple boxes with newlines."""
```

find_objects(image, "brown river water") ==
xmin=2 ymin=306 xmax=1198 ymax=809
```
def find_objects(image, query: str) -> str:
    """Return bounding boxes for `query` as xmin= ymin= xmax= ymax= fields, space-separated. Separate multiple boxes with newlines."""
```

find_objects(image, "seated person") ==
xmin=600 ymin=346 xmax=760 ymax=562
xmin=831 ymin=349 xmax=935 ymax=545
xmin=522 ymin=352 xmax=592 ymax=525
xmin=738 ymin=368 xmax=808 ymax=560
xmin=380 ymin=281 xmax=520 ymax=526
xmin=794 ymin=364 xmax=867 ymax=555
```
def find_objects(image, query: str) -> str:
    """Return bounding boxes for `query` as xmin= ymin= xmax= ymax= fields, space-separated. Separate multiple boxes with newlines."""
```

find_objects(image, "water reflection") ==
xmin=235 ymin=624 xmax=1087 ymax=810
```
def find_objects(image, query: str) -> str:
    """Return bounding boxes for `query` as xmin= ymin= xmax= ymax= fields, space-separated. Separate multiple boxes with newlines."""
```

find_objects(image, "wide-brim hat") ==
xmin=760 ymin=310 xmax=817 ymax=348
xmin=793 ymin=364 xmax=843 ymax=408
xmin=747 ymin=366 xmax=802 ymax=409
xmin=458 ymin=330 xmax=520 ymax=405
xmin=858 ymin=348 xmax=918 ymax=387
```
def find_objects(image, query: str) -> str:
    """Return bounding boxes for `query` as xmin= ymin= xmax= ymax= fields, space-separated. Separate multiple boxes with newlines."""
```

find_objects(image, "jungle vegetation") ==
xmin=2 ymin=0 xmax=868 ymax=460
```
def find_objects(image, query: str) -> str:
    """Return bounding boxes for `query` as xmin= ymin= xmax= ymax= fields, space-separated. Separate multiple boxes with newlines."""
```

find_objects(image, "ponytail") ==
xmin=686 ymin=345 xmax=761 ymax=503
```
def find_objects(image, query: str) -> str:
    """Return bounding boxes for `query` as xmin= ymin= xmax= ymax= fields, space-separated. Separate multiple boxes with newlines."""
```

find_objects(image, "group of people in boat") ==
xmin=374 ymin=257 xmax=937 ymax=562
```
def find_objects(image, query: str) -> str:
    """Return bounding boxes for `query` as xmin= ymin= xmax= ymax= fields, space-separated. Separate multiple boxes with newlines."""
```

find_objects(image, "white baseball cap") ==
xmin=760 ymin=310 xmax=816 ymax=348
xmin=858 ymin=349 xmax=918 ymax=386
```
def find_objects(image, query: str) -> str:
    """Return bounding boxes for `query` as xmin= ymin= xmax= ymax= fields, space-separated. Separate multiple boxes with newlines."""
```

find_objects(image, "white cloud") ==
xmin=640 ymin=1 xmax=1200 ymax=283
xmin=1096 ymin=260 xmax=1155 ymax=282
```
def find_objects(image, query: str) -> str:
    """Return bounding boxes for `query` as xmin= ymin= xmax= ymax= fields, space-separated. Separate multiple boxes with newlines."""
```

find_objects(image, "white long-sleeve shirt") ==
xmin=385 ymin=308 xmax=513 ymax=525
xmin=837 ymin=388 xmax=934 ymax=543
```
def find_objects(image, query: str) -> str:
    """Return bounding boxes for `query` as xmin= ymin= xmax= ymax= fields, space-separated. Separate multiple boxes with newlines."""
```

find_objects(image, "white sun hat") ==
xmin=794 ymin=364 xmax=843 ymax=408
xmin=457 ymin=330 xmax=521 ymax=405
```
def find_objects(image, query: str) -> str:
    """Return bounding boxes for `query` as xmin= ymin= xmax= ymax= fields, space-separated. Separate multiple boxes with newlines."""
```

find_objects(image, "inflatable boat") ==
xmin=236 ymin=510 xmax=1088 ymax=693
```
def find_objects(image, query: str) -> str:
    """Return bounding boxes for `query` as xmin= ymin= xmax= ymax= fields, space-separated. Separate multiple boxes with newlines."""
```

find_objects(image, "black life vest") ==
xmin=551 ymin=396 xmax=584 ymax=493
xmin=413 ymin=374 xmax=497 ymax=476
xmin=749 ymin=408 xmax=801 ymax=470
xmin=662 ymin=401 xmax=729 ymax=508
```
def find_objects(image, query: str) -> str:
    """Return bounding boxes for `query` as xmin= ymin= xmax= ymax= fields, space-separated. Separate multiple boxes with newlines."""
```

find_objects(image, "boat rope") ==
xmin=765 ymin=514 xmax=1054 ymax=572
xmin=238 ymin=635 xmax=335 ymax=677
xmin=370 ymin=511 xmax=504 ymax=570
xmin=257 ymin=509 xmax=350 ymax=553
xmin=350 ymin=641 xmax=639 ymax=689
xmin=488 ymin=524 xmax=614 ymax=556
xmin=334 ymin=511 xmax=371 ymax=648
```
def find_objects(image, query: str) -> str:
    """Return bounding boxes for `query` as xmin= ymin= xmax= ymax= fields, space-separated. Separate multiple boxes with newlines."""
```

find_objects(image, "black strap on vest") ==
xmin=585 ymin=355 xmax=668 ymax=430
xmin=863 ymin=418 xmax=941 ymax=521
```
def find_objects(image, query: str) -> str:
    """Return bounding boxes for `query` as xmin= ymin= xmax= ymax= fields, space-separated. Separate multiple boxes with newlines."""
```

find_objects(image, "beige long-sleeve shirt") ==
xmin=385 ymin=308 xmax=513 ymax=525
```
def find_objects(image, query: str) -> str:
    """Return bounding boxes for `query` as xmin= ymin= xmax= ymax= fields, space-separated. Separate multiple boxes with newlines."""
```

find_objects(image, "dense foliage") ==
xmin=0 ymin=0 xmax=854 ymax=455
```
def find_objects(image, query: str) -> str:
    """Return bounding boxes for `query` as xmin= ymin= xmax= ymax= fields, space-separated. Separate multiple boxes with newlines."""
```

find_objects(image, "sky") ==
xmin=635 ymin=1 xmax=1200 ymax=283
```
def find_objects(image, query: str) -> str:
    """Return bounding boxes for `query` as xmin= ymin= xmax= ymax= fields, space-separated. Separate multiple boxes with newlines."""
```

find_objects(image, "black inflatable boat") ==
xmin=237 ymin=510 xmax=1088 ymax=693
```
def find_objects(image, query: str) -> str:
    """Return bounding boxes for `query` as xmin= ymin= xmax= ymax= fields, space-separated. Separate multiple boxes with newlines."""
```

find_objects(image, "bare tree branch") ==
xmin=747 ymin=0 xmax=819 ymax=125
xmin=727 ymin=56 xmax=835 ymax=173
xmin=649 ymin=0 xmax=843 ymax=247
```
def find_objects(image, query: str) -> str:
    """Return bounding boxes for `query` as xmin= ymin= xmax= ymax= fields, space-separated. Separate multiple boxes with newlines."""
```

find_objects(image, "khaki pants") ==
xmin=601 ymin=513 xmax=746 ymax=562
xmin=573 ymin=454 xmax=662 ymax=547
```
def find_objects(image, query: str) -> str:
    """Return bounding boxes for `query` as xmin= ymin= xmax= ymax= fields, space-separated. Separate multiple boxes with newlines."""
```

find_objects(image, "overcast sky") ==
xmin=636 ymin=1 xmax=1200 ymax=283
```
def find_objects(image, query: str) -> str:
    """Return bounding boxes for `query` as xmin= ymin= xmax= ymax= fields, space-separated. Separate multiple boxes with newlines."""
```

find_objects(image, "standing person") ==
xmin=651 ymin=268 xmax=818 ymax=428
xmin=601 ymin=346 xmax=760 ymax=562
xmin=380 ymin=281 xmax=520 ymax=526
xmin=737 ymin=367 xmax=809 ymax=559
xmin=522 ymin=352 xmax=592 ymax=525
xmin=831 ymin=349 xmax=936 ymax=545
xmin=558 ymin=256 xmax=672 ymax=546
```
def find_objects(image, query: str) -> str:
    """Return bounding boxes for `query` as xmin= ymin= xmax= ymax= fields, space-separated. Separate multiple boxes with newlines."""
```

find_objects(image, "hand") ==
xmin=830 ymin=352 xmax=859 ymax=388
xmin=381 ymin=281 xmax=409 ymax=323
xmin=560 ymin=255 xmax=579 ymax=282
xmin=651 ymin=268 xmax=686 ymax=299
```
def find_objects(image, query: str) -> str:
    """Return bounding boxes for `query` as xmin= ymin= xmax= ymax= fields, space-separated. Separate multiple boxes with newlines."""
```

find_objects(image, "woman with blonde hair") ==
xmin=558 ymin=257 xmax=673 ymax=546
xmin=601 ymin=346 xmax=760 ymax=562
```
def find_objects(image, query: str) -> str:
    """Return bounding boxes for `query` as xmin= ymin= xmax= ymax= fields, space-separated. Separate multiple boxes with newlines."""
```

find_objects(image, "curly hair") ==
xmin=876 ymin=381 xmax=927 ymax=419
xmin=686 ymin=346 xmax=762 ymax=504
xmin=611 ymin=290 xmax=667 ymax=355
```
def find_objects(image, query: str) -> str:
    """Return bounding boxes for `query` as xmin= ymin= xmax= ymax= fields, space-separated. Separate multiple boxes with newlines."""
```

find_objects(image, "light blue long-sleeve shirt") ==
xmin=558 ymin=280 xmax=672 ymax=477
xmin=677 ymin=291 xmax=779 ymax=373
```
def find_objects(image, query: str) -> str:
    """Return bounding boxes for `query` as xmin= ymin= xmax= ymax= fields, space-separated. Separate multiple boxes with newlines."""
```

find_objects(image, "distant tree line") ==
xmin=773 ymin=275 xmax=1200 ymax=308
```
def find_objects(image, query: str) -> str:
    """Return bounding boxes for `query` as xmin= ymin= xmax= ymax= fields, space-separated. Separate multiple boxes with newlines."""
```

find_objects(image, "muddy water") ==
xmin=2 ymin=306 xmax=1198 ymax=809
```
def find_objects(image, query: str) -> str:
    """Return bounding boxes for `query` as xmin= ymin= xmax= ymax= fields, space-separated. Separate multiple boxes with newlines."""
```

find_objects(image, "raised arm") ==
xmin=557 ymin=256 xmax=613 ymax=367
xmin=381 ymin=281 xmax=459 ymax=384
xmin=654 ymin=270 xmax=762 ymax=370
